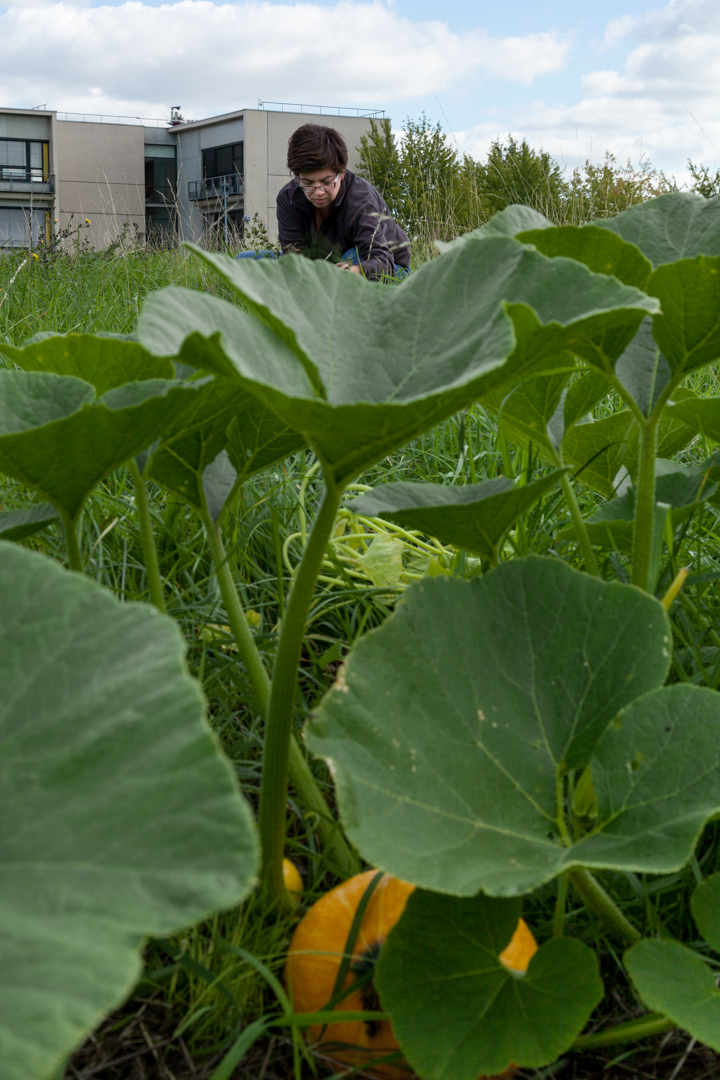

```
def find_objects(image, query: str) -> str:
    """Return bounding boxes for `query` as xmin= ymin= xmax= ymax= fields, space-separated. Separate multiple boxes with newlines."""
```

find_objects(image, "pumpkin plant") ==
xmin=4 ymin=191 xmax=720 ymax=1077
xmin=350 ymin=194 xmax=720 ymax=592
xmin=0 ymin=329 xmax=358 ymax=881
xmin=136 ymin=232 xmax=656 ymax=909
xmin=0 ymin=542 xmax=258 ymax=1080
xmin=307 ymin=555 xmax=720 ymax=1077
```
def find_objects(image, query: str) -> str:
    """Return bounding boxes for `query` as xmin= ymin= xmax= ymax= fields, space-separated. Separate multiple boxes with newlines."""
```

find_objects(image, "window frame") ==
xmin=0 ymin=137 xmax=50 ymax=182
xmin=202 ymin=141 xmax=244 ymax=181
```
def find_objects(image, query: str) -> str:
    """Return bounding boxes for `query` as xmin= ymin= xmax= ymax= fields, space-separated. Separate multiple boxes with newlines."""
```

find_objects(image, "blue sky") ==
xmin=2 ymin=0 xmax=718 ymax=180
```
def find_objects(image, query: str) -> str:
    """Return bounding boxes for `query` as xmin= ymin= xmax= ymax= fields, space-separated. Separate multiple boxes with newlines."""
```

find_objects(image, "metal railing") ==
xmin=0 ymin=173 xmax=54 ymax=193
xmin=258 ymin=99 xmax=384 ymax=118
xmin=56 ymin=112 xmax=171 ymax=127
xmin=188 ymin=173 xmax=244 ymax=201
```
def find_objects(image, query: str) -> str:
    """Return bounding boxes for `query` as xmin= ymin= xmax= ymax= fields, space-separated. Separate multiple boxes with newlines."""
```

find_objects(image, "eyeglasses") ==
xmin=298 ymin=174 xmax=340 ymax=192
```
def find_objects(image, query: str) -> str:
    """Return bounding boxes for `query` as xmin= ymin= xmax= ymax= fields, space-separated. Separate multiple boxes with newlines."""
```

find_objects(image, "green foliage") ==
xmin=0 ymin=543 xmax=257 ymax=1079
xmin=137 ymin=241 xmax=654 ymax=486
xmin=0 ymin=369 xmax=200 ymax=519
xmin=347 ymin=471 xmax=565 ymax=561
xmin=565 ymin=152 xmax=674 ymax=223
xmin=308 ymin=557 xmax=679 ymax=894
xmin=376 ymin=890 xmax=603 ymax=1080
xmin=357 ymin=119 xmax=674 ymax=249
xmin=689 ymin=160 xmax=720 ymax=199
xmin=625 ymin=939 xmax=720 ymax=1051
xmin=469 ymin=135 xmax=567 ymax=220
xmin=8 ymin=188 xmax=720 ymax=1077
xmin=0 ymin=501 xmax=58 ymax=540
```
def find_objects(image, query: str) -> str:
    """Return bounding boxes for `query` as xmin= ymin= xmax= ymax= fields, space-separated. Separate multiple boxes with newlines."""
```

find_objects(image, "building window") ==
xmin=0 ymin=139 xmax=50 ymax=182
xmin=145 ymin=207 xmax=177 ymax=245
xmin=0 ymin=206 xmax=48 ymax=248
xmin=202 ymin=142 xmax=243 ymax=180
xmin=145 ymin=145 xmax=177 ymax=206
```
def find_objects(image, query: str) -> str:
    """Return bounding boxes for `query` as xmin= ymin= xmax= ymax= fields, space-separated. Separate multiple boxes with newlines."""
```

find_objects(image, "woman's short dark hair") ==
xmin=287 ymin=125 xmax=348 ymax=174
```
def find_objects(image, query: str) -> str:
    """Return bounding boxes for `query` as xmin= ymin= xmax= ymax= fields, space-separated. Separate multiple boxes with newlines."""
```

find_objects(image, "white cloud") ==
xmin=455 ymin=0 xmax=720 ymax=180
xmin=0 ymin=1 xmax=571 ymax=118
xmin=598 ymin=14 xmax=637 ymax=52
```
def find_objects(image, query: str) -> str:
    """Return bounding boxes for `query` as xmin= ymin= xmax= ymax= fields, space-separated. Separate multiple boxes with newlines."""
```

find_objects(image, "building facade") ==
xmin=0 ymin=104 xmax=382 ymax=250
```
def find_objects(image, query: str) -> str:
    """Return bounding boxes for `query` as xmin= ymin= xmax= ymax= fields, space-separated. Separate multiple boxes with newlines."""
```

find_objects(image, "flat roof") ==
xmin=171 ymin=109 xmax=244 ymax=133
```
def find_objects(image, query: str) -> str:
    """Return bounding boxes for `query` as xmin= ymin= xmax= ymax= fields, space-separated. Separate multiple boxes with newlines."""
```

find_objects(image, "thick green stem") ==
xmin=553 ymin=872 xmax=568 ymax=938
xmin=129 ymin=460 xmax=166 ymax=614
xmin=201 ymin=500 xmax=273 ymax=712
xmin=570 ymin=868 xmax=641 ymax=945
xmin=259 ymin=480 xmax=344 ymax=902
xmin=200 ymin=494 xmax=360 ymax=885
xmin=60 ymin=509 xmax=83 ymax=572
xmin=631 ymin=417 xmax=658 ymax=591
xmin=560 ymin=471 xmax=600 ymax=577
xmin=572 ymin=1012 xmax=674 ymax=1050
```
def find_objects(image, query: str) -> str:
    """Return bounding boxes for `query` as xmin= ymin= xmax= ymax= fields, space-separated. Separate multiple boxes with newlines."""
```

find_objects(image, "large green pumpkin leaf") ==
xmin=562 ymin=369 xmax=612 ymax=431
xmin=561 ymin=397 xmax=696 ymax=498
xmin=0 ymin=544 xmax=258 ymax=1080
xmin=520 ymin=198 xmax=720 ymax=383
xmin=691 ymin=873 xmax=720 ymax=953
xmin=479 ymin=352 xmax=577 ymax=457
xmin=647 ymin=256 xmax=720 ymax=377
xmin=375 ymin=890 xmax=603 ymax=1080
xmin=0 ymin=370 xmax=203 ymax=519
xmin=666 ymin=393 xmax=720 ymax=443
xmin=517 ymin=224 xmax=653 ymax=290
xmin=560 ymin=457 xmax=717 ymax=553
xmin=614 ymin=317 xmax=671 ymax=418
xmin=625 ymin=939 xmax=720 ymax=1051
xmin=138 ymin=239 xmax=656 ymax=485
xmin=307 ymin=557 xmax=672 ymax=896
xmin=595 ymin=192 xmax=720 ymax=267
xmin=225 ymin=405 xmax=306 ymax=484
xmin=0 ymin=503 xmax=59 ymax=542
xmin=147 ymin=390 xmax=305 ymax=513
xmin=0 ymin=332 xmax=174 ymax=393
xmin=347 ymin=471 xmax=565 ymax=560
xmin=577 ymin=684 xmax=720 ymax=873
xmin=561 ymin=411 xmax=634 ymax=497
xmin=149 ymin=425 xmax=230 ymax=510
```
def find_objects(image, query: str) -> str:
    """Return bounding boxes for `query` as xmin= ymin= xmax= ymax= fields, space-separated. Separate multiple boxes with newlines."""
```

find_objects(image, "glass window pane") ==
xmin=215 ymin=146 xmax=232 ymax=176
xmin=0 ymin=207 xmax=30 ymax=247
xmin=0 ymin=141 xmax=25 ymax=169
xmin=29 ymin=142 xmax=42 ymax=169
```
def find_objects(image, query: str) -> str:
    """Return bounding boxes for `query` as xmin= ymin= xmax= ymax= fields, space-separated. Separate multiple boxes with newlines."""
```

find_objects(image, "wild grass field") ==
xmin=4 ymin=183 xmax=720 ymax=1080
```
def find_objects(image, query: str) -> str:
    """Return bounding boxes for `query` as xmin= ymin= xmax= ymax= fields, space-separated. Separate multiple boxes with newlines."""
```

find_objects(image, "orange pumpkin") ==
xmin=284 ymin=870 xmax=537 ymax=1080
xmin=283 ymin=858 xmax=304 ymax=900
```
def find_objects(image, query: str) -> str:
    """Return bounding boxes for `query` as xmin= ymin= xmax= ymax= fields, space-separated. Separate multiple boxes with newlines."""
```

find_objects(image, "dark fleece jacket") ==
xmin=276 ymin=170 xmax=411 ymax=280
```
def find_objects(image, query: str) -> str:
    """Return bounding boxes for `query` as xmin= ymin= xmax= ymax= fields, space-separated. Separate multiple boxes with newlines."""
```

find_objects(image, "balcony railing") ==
xmin=188 ymin=173 xmax=244 ymax=201
xmin=0 ymin=173 xmax=55 ymax=195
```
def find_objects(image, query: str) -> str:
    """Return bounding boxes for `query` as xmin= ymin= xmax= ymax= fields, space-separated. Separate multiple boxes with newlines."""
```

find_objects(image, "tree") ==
xmin=472 ymin=136 xmax=566 ymax=219
xmin=688 ymin=159 xmax=720 ymax=198
xmin=357 ymin=115 xmax=462 ymax=241
xmin=565 ymin=152 xmax=674 ymax=223
xmin=356 ymin=118 xmax=404 ymax=222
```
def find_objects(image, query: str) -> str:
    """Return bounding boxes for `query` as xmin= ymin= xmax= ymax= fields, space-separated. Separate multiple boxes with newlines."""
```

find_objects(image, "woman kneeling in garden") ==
xmin=240 ymin=124 xmax=411 ymax=280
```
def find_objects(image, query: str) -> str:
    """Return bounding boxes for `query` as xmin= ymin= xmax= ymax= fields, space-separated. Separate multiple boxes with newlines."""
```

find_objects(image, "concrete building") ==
xmin=0 ymin=103 xmax=383 ymax=251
